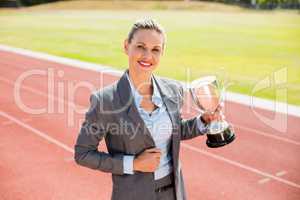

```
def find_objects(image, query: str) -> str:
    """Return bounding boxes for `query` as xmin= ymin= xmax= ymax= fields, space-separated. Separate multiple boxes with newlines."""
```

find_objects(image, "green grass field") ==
xmin=0 ymin=1 xmax=299 ymax=105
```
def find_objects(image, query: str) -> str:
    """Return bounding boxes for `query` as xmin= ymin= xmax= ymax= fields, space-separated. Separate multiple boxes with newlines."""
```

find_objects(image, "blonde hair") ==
xmin=127 ymin=18 xmax=166 ymax=45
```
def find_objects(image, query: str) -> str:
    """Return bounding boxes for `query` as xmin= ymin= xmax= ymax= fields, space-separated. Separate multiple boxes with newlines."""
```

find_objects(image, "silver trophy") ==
xmin=189 ymin=76 xmax=235 ymax=148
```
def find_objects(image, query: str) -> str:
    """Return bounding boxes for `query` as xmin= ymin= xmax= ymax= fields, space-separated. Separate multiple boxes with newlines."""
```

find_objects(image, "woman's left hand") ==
xmin=201 ymin=104 xmax=224 ymax=124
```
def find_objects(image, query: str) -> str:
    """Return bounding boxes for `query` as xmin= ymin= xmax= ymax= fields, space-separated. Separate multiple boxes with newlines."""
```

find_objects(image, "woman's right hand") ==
xmin=133 ymin=148 xmax=161 ymax=172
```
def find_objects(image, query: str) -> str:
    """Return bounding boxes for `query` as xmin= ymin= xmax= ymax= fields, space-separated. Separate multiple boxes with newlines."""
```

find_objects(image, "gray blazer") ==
xmin=74 ymin=71 xmax=205 ymax=200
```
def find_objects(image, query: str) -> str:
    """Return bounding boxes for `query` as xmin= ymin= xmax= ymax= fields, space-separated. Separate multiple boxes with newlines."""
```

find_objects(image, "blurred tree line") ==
xmin=200 ymin=0 xmax=300 ymax=9
xmin=19 ymin=0 xmax=58 ymax=6
xmin=0 ymin=0 xmax=58 ymax=7
xmin=1 ymin=0 xmax=299 ymax=9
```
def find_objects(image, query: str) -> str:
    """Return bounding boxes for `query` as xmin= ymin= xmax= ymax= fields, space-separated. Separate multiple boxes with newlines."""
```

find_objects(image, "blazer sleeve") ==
xmin=74 ymin=93 xmax=124 ymax=175
xmin=178 ymin=85 xmax=207 ymax=140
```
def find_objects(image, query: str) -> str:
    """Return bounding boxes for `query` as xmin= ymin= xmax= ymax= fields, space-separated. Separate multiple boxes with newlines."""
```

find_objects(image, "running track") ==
xmin=0 ymin=49 xmax=299 ymax=200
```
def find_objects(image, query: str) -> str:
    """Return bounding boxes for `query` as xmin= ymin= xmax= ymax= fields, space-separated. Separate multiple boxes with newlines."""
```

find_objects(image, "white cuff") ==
xmin=123 ymin=155 xmax=135 ymax=174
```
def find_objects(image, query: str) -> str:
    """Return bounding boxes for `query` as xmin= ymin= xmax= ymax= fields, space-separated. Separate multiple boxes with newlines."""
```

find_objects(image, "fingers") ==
xmin=212 ymin=111 xmax=221 ymax=121
xmin=145 ymin=148 xmax=161 ymax=154
xmin=203 ymin=113 xmax=215 ymax=123
xmin=202 ymin=109 xmax=224 ymax=123
xmin=145 ymin=148 xmax=161 ymax=171
xmin=134 ymin=147 xmax=163 ymax=172
xmin=155 ymin=159 xmax=160 ymax=170
xmin=147 ymin=148 xmax=161 ymax=161
xmin=214 ymin=104 xmax=222 ymax=113
xmin=145 ymin=148 xmax=161 ymax=160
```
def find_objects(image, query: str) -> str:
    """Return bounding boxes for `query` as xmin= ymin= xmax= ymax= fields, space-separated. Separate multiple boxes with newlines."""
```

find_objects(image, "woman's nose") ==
xmin=142 ymin=49 xmax=152 ymax=59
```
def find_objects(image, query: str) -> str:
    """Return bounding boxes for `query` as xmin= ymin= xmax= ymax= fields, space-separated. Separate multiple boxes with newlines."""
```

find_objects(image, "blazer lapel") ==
xmin=117 ymin=71 xmax=155 ymax=148
xmin=153 ymin=76 xmax=182 ymax=171
xmin=152 ymin=76 xmax=181 ymax=131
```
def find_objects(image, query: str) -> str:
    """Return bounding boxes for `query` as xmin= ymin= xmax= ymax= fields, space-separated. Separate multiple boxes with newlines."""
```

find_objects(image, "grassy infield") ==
xmin=0 ymin=1 xmax=299 ymax=105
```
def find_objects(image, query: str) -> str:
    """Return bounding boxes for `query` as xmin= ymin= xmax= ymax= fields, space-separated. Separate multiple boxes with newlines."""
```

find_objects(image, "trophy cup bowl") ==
xmin=189 ymin=76 xmax=235 ymax=148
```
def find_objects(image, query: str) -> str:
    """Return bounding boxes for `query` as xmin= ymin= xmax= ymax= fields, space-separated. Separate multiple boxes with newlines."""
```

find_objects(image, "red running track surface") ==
xmin=0 ymin=50 xmax=299 ymax=200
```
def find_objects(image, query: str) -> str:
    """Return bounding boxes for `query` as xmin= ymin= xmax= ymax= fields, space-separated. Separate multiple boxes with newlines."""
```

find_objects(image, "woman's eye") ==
xmin=152 ymin=49 xmax=160 ymax=52
xmin=137 ymin=45 xmax=144 ymax=49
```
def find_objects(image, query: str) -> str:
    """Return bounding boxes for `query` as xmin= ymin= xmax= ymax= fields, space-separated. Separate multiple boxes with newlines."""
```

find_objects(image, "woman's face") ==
xmin=124 ymin=29 xmax=164 ymax=75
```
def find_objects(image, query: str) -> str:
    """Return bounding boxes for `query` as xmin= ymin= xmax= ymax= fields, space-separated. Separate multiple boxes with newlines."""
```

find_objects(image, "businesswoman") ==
xmin=74 ymin=18 xmax=220 ymax=200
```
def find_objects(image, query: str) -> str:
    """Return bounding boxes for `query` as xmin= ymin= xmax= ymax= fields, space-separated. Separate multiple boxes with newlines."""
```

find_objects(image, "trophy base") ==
xmin=206 ymin=126 xmax=235 ymax=148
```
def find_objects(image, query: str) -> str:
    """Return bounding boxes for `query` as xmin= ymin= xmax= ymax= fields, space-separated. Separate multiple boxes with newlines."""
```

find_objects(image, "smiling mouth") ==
xmin=138 ymin=61 xmax=152 ymax=68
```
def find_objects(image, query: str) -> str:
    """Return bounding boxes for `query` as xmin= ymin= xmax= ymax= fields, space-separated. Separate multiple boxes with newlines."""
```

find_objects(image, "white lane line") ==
xmin=276 ymin=171 xmax=287 ymax=177
xmin=0 ymin=44 xmax=122 ymax=75
xmin=1 ymin=44 xmax=300 ymax=117
xmin=1 ymin=108 xmax=299 ymax=189
xmin=0 ymin=110 xmax=74 ymax=154
xmin=235 ymin=124 xmax=300 ymax=146
xmin=181 ymin=143 xmax=300 ymax=189
xmin=258 ymin=178 xmax=270 ymax=184
xmin=1 ymin=118 xmax=32 ymax=126
xmin=258 ymin=171 xmax=287 ymax=185
xmin=1 ymin=76 xmax=299 ymax=147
